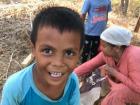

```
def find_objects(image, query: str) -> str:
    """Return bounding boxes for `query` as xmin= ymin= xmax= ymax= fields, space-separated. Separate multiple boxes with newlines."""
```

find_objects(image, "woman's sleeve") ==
xmin=74 ymin=52 xmax=106 ymax=76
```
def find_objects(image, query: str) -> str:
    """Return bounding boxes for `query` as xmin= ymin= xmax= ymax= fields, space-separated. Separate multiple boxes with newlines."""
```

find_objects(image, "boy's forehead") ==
xmin=38 ymin=25 xmax=79 ymax=33
xmin=37 ymin=26 xmax=81 ymax=46
xmin=37 ymin=26 xmax=81 ymax=37
xmin=36 ymin=28 xmax=80 ymax=51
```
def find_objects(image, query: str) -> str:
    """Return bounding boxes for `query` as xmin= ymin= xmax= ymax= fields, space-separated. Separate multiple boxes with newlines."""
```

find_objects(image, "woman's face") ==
xmin=100 ymin=40 xmax=115 ymax=57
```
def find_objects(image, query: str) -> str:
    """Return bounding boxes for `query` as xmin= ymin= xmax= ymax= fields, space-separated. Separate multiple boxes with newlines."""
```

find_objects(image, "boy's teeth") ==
xmin=50 ymin=72 xmax=62 ymax=77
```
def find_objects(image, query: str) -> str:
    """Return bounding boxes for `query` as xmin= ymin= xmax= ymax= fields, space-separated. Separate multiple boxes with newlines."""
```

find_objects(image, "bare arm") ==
xmin=80 ymin=14 xmax=86 ymax=22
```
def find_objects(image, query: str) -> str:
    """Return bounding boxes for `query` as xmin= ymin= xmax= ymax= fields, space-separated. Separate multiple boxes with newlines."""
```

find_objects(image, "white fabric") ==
xmin=80 ymin=87 xmax=101 ymax=105
xmin=100 ymin=25 xmax=132 ymax=45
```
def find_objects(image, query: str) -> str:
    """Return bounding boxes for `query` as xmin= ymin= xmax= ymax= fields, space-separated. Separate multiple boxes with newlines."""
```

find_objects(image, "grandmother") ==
xmin=75 ymin=25 xmax=140 ymax=105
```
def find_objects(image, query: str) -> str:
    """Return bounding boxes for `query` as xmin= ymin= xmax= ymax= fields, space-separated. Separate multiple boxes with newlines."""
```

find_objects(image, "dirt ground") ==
xmin=0 ymin=0 xmax=140 ymax=101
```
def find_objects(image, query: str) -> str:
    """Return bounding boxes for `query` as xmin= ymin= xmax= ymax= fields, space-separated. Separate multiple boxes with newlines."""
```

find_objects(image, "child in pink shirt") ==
xmin=75 ymin=25 xmax=140 ymax=105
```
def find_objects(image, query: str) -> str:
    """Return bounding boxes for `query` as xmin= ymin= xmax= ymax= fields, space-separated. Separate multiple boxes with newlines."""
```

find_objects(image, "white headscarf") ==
xmin=100 ymin=25 xmax=132 ymax=46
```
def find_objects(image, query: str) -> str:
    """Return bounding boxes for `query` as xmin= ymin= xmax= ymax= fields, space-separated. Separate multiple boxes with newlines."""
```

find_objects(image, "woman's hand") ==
xmin=103 ymin=64 xmax=118 ymax=77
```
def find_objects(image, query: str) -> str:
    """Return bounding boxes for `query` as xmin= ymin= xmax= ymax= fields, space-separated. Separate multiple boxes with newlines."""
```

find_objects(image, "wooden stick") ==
xmin=5 ymin=51 xmax=15 ymax=79
xmin=21 ymin=53 xmax=34 ymax=68
xmin=134 ymin=16 xmax=140 ymax=32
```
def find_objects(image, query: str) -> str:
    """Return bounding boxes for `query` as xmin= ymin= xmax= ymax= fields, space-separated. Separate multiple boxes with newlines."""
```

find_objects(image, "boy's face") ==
xmin=32 ymin=26 xmax=81 ymax=87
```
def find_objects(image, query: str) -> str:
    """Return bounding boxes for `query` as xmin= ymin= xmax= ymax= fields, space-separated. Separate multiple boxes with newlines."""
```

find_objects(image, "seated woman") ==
xmin=74 ymin=25 xmax=140 ymax=105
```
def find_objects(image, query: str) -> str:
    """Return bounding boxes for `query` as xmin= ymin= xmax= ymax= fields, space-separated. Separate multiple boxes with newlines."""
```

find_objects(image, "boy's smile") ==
xmin=48 ymin=71 xmax=64 ymax=78
xmin=32 ymin=26 xmax=81 ymax=89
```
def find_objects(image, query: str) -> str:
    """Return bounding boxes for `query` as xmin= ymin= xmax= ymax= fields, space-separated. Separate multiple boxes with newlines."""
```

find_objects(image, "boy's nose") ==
xmin=52 ymin=55 xmax=65 ymax=67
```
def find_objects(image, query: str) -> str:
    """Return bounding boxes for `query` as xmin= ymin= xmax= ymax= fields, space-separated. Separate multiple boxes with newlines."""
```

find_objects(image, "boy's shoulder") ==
xmin=69 ymin=72 xmax=78 ymax=82
xmin=69 ymin=72 xmax=79 ymax=82
xmin=2 ymin=64 xmax=34 ymax=101
xmin=64 ymin=72 xmax=80 ymax=103
xmin=66 ymin=72 xmax=79 ymax=89
xmin=5 ymin=64 xmax=33 ymax=86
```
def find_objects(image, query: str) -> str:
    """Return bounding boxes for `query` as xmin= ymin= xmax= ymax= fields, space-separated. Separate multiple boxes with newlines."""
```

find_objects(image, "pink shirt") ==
xmin=75 ymin=45 xmax=140 ymax=94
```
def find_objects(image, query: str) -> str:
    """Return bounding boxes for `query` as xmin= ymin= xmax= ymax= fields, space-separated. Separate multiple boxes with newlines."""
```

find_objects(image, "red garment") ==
xmin=74 ymin=45 xmax=140 ymax=104
xmin=101 ymin=82 xmax=140 ymax=105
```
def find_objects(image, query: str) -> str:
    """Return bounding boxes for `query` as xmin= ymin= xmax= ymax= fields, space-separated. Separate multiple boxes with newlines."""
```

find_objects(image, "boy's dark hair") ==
xmin=31 ymin=6 xmax=84 ymax=49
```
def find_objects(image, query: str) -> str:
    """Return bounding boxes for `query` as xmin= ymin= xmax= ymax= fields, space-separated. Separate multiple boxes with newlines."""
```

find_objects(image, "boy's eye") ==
xmin=42 ymin=48 xmax=53 ymax=55
xmin=65 ymin=50 xmax=75 ymax=57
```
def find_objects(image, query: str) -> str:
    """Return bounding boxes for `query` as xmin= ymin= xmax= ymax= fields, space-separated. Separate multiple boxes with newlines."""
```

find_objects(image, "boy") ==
xmin=1 ymin=6 xmax=84 ymax=105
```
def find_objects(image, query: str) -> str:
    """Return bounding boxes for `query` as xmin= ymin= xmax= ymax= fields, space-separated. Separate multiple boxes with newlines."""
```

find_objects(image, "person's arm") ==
xmin=80 ymin=14 xmax=86 ymax=22
xmin=108 ymin=0 xmax=112 ymax=12
xmin=106 ymin=0 xmax=112 ymax=23
xmin=74 ymin=52 xmax=106 ymax=76
xmin=80 ymin=0 xmax=90 ymax=21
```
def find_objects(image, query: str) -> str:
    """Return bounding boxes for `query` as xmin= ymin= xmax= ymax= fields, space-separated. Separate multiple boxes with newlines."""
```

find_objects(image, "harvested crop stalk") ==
xmin=5 ymin=51 xmax=15 ymax=79
xmin=134 ymin=16 xmax=140 ymax=32
xmin=21 ymin=53 xmax=34 ymax=67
